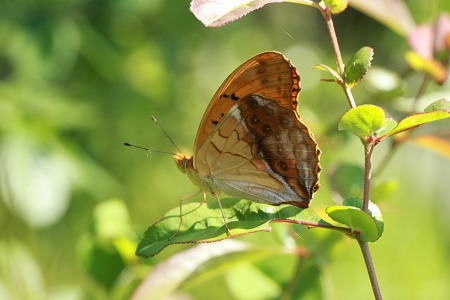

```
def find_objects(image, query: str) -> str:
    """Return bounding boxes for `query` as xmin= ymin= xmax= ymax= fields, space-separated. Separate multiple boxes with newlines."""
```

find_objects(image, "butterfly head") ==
xmin=174 ymin=153 xmax=193 ymax=174
xmin=174 ymin=152 xmax=217 ymax=195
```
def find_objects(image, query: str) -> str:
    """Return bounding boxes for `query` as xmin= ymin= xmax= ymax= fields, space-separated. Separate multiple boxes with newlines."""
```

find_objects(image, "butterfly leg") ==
xmin=169 ymin=189 xmax=203 ymax=240
xmin=213 ymin=193 xmax=232 ymax=236
xmin=200 ymin=191 xmax=207 ymax=204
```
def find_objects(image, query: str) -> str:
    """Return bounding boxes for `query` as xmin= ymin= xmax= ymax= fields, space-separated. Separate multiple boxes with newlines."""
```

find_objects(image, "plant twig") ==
xmin=362 ymin=143 xmax=374 ymax=212
xmin=359 ymin=240 xmax=383 ymax=300
xmin=320 ymin=6 xmax=356 ymax=108
xmin=359 ymin=142 xmax=383 ymax=299
xmin=297 ymin=3 xmax=382 ymax=299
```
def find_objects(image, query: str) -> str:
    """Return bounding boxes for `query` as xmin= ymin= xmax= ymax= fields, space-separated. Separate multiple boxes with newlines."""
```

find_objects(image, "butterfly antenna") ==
xmin=151 ymin=116 xmax=182 ymax=153
xmin=123 ymin=143 xmax=176 ymax=155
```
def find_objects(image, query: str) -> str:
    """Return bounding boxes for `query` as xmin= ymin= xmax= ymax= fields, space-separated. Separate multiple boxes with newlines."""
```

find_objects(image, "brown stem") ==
xmin=321 ymin=7 xmax=356 ymax=108
xmin=359 ymin=240 xmax=383 ymax=300
xmin=363 ymin=143 xmax=374 ymax=212
xmin=295 ymin=3 xmax=382 ymax=299
xmin=359 ymin=142 xmax=383 ymax=299
xmin=274 ymin=219 xmax=352 ymax=233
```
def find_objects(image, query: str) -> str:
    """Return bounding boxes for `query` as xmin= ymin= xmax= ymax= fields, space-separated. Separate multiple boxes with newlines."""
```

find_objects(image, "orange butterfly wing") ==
xmin=193 ymin=51 xmax=300 ymax=156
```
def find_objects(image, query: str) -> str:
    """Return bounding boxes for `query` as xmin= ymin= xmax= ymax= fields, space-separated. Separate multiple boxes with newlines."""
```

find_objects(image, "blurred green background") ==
xmin=1 ymin=0 xmax=449 ymax=299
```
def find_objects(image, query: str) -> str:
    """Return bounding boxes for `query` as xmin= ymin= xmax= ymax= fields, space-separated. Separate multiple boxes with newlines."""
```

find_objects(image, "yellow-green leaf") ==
xmin=344 ymin=46 xmax=374 ymax=88
xmin=323 ymin=0 xmax=348 ymax=14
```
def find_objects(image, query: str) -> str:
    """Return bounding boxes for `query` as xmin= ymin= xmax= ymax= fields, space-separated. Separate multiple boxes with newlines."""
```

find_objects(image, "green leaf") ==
xmin=424 ymin=98 xmax=450 ymax=112
xmin=313 ymin=64 xmax=342 ymax=83
xmin=325 ymin=197 xmax=383 ymax=242
xmin=136 ymin=198 xmax=327 ymax=257
xmin=326 ymin=206 xmax=376 ymax=242
xmin=323 ymin=0 xmax=348 ymax=14
xmin=382 ymin=110 xmax=450 ymax=139
xmin=374 ymin=118 xmax=397 ymax=137
xmin=338 ymin=105 xmax=385 ymax=139
xmin=344 ymin=197 xmax=384 ymax=240
xmin=344 ymin=46 xmax=374 ymax=88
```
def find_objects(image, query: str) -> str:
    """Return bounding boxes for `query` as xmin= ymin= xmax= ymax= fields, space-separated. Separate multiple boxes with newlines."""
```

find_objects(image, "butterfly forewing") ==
xmin=193 ymin=52 xmax=300 ymax=155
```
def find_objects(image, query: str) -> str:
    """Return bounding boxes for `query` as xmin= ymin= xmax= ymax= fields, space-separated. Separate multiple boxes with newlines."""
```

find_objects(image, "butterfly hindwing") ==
xmin=196 ymin=94 xmax=320 ymax=208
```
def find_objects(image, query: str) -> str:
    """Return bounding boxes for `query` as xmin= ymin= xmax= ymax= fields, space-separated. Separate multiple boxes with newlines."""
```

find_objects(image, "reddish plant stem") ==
xmin=321 ymin=7 xmax=356 ymax=108
xmin=315 ymin=3 xmax=381 ymax=299
xmin=362 ymin=143 xmax=374 ymax=212
xmin=359 ymin=240 xmax=383 ymax=300
xmin=360 ymin=142 xmax=382 ymax=299
xmin=274 ymin=219 xmax=352 ymax=233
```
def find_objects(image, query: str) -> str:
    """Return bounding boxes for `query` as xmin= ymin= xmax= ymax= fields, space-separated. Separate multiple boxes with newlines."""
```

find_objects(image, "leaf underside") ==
xmin=326 ymin=197 xmax=384 ymax=242
xmin=136 ymin=198 xmax=328 ymax=257
xmin=190 ymin=0 xmax=286 ymax=27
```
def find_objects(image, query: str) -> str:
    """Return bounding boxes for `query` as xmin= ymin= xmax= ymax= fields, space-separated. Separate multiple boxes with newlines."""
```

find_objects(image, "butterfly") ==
xmin=173 ymin=51 xmax=321 ymax=236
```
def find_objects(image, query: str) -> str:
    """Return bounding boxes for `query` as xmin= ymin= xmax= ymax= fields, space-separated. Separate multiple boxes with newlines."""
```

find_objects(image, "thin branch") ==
xmin=323 ymin=11 xmax=345 ymax=76
xmin=359 ymin=240 xmax=383 ymax=299
xmin=292 ymin=3 xmax=382 ymax=299
xmin=362 ymin=143 xmax=374 ymax=212
xmin=359 ymin=142 xmax=383 ymax=299
xmin=274 ymin=219 xmax=352 ymax=232
xmin=321 ymin=7 xmax=356 ymax=108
